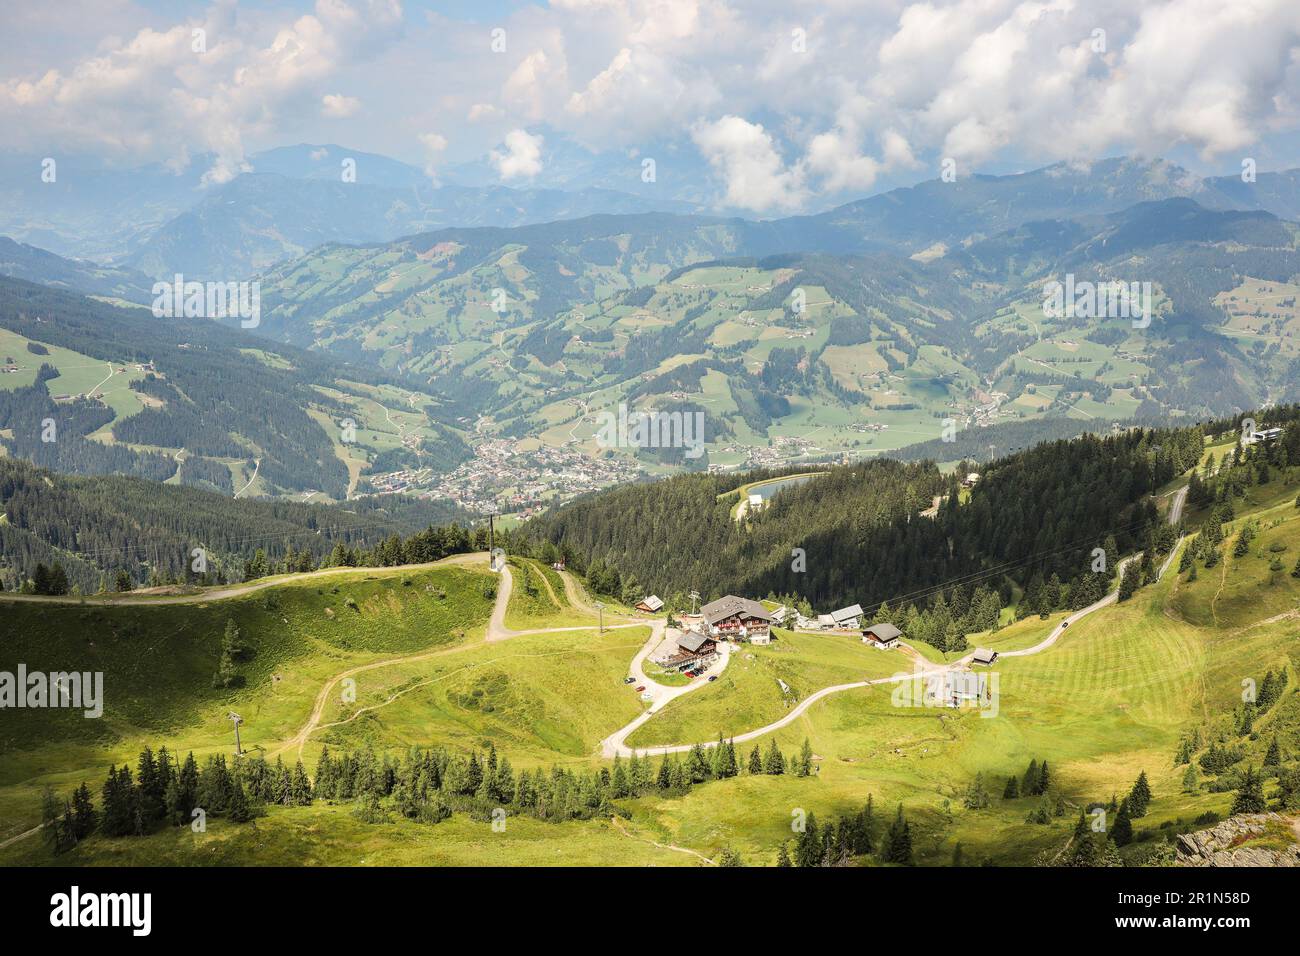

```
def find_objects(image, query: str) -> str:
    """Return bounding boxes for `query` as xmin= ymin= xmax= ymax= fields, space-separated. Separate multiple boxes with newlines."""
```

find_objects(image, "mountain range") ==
xmin=2 ymin=153 xmax=1300 ymax=506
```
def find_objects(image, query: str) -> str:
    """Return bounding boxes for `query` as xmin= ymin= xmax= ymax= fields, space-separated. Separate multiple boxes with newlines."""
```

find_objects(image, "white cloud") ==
xmin=419 ymin=130 xmax=448 ymax=180
xmin=503 ymin=46 xmax=567 ymax=121
xmin=467 ymin=102 xmax=503 ymax=122
xmin=321 ymin=93 xmax=360 ymax=117
xmin=3 ymin=0 xmax=1300 ymax=209
xmin=491 ymin=128 xmax=544 ymax=180
xmin=806 ymin=129 xmax=882 ymax=193
xmin=0 ymin=0 xmax=406 ymax=185
xmin=692 ymin=115 xmax=807 ymax=212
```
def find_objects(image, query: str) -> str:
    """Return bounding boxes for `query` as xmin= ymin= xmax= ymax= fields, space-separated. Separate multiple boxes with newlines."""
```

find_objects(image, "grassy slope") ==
xmin=3 ymin=480 xmax=1298 ymax=866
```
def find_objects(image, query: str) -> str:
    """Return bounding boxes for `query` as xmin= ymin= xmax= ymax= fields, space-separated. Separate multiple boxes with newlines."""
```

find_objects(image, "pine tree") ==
xmin=797 ymin=738 xmax=813 ymax=777
xmin=859 ymin=795 xmax=877 ymax=855
xmin=1230 ymin=766 xmax=1267 ymax=815
xmin=1263 ymin=736 xmax=1282 ymax=767
xmin=776 ymin=842 xmax=793 ymax=867
xmin=228 ymin=778 xmax=253 ymax=823
xmin=883 ymin=805 xmax=913 ymax=865
xmin=1111 ymin=798 xmax=1133 ymax=846
xmin=794 ymin=812 xmax=820 ymax=867
xmin=717 ymin=847 xmax=743 ymax=867
xmin=1128 ymin=770 xmax=1152 ymax=817
xmin=71 ymin=783 xmax=96 ymax=839
xmin=40 ymin=787 xmax=62 ymax=853
xmin=1002 ymin=775 xmax=1020 ymax=799
xmin=763 ymin=739 xmax=785 ymax=775
xmin=1181 ymin=763 xmax=1199 ymax=793
xmin=1021 ymin=758 xmax=1040 ymax=796
xmin=748 ymin=744 xmax=763 ymax=774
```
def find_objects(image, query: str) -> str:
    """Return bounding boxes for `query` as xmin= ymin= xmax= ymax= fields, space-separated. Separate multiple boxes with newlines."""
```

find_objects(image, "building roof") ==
xmin=831 ymin=604 xmax=864 ymax=623
xmin=677 ymin=631 xmax=714 ymax=653
xmin=638 ymin=594 xmax=664 ymax=611
xmin=701 ymin=595 xmax=772 ymax=625
xmin=972 ymin=647 xmax=998 ymax=663
xmin=863 ymin=622 xmax=902 ymax=640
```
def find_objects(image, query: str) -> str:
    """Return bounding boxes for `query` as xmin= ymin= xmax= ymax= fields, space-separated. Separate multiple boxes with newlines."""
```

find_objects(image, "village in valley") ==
xmin=365 ymin=435 xmax=644 ymax=516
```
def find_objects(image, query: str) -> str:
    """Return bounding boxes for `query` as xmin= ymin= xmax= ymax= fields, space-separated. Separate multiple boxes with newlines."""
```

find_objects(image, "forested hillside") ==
xmin=516 ymin=418 xmax=1234 ymax=622
xmin=0 ymin=276 xmax=468 ymax=497
xmin=0 ymin=456 xmax=470 ymax=592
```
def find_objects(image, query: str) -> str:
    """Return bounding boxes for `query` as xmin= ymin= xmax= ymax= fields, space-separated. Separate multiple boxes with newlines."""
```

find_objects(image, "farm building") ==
xmin=962 ymin=472 xmax=981 ymax=488
xmin=701 ymin=595 xmax=772 ymax=642
xmin=1249 ymin=427 xmax=1284 ymax=444
xmin=635 ymin=594 xmax=664 ymax=613
xmin=660 ymin=630 xmax=719 ymax=671
xmin=770 ymin=604 xmax=789 ymax=625
xmin=971 ymin=647 xmax=999 ymax=666
xmin=830 ymin=604 xmax=863 ymax=629
xmin=862 ymin=623 xmax=902 ymax=649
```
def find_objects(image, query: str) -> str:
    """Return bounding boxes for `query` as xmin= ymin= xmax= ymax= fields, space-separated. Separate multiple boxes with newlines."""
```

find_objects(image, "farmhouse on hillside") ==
xmin=660 ymin=630 xmax=719 ymax=671
xmin=962 ymin=472 xmax=981 ymax=488
xmin=635 ymin=594 xmax=664 ymax=613
xmin=971 ymin=647 xmax=999 ymax=666
xmin=862 ymin=622 xmax=902 ymax=649
xmin=831 ymin=604 xmax=864 ymax=629
xmin=701 ymin=595 xmax=772 ymax=643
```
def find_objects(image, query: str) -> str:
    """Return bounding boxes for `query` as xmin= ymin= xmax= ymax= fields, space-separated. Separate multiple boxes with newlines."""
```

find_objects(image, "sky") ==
xmin=2 ymin=0 xmax=1300 ymax=212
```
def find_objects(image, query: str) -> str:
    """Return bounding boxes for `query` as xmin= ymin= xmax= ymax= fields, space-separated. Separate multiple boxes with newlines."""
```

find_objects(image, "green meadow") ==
xmin=3 ymin=488 xmax=1298 ymax=866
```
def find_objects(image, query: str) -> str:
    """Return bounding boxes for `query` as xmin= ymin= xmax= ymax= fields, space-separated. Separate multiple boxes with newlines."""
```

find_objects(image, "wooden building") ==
xmin=861 ymin=622 xmax=902 ymax=649
xmin=701 ymin=595 xmax=772 ymax=642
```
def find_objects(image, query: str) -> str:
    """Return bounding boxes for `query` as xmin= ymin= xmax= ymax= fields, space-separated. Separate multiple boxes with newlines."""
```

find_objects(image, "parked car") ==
xmin=707 ymin=675 xmax=718 ymax=682
xmin=635 ymin=685 xmax=646 ymax=693
xmin=623 ymin=676 xmax=636 ymax=684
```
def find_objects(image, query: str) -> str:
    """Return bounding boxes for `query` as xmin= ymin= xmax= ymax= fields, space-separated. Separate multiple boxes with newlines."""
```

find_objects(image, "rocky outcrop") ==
xmin=1175 ymin=812 xmax=1300 ymax=867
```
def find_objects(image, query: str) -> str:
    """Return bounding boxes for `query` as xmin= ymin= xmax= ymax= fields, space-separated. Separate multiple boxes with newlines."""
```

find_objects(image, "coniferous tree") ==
xmin=1230 ymin=766 xmax=1267 ymax=815
xmin=882 ymin=805 xmax=913 ymax=865
xmin=1128 ymin=770 xmax=1152 ymax=818
xmin=1111 ymin=798 xmax=1133 ymax=846
xmin=763 ymin=739 xmax=785 ymax=775
xmin=1022 ymin=759 xmax=1040 ymax=796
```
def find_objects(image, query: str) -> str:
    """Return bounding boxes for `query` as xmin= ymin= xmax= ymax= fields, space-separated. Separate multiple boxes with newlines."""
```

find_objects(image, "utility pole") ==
xmin=689 ymin=590 xmax=700 ymax=615
xmin=595 ymin=601 xmax=605 ymax=634
xmin=228 ymin=711 xmax=244 ymax=756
